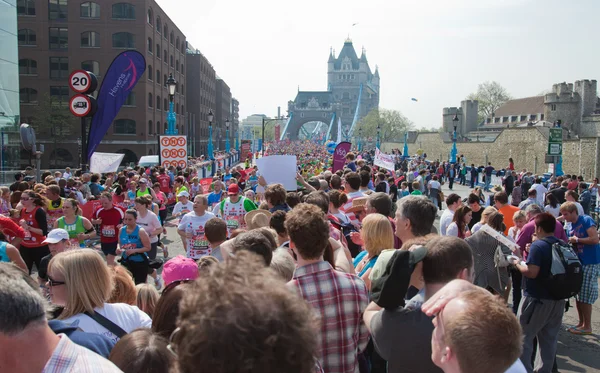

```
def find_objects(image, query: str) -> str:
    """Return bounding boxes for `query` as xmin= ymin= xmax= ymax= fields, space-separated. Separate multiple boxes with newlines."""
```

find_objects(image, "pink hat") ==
xmin=162 ymin=255 xmax=199 ymax=287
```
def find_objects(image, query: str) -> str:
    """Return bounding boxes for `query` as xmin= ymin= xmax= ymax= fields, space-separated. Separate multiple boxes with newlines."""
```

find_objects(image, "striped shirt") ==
xmin=42 ymin=334 xmax=122 ymax=373
xmin=339 ymin=191 xmax=365 ymax=227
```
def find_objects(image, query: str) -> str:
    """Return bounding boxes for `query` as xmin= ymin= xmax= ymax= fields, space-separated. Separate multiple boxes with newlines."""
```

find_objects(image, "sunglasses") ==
xmin=162 ymin=279 xmax=193 ymax=295
xmin=47 ymin=275 xmax=65 ymax=287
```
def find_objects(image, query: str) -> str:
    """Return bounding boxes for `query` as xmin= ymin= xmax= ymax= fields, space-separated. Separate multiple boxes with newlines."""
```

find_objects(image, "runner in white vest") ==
xmin=217 ymin=184 xmax=257 ymax=236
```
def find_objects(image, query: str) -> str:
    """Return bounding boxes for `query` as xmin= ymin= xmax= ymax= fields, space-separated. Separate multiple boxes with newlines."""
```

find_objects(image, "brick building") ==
xmin=17 ymin=0 xmax=186 ymax=167
xmin=215 ymin=77 xmax=231 ymax=151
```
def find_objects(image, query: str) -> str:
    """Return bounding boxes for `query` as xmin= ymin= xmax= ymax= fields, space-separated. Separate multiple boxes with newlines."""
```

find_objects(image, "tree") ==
xmin=355 ymin=108 xmax=413 ymax=141
xmin=466 ymin=81 xmax=512 ymax=123
xmin=29 ymin=93 xmax=78 ymax=167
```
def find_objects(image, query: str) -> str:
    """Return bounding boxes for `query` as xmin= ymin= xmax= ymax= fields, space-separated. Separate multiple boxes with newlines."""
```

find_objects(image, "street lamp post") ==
xmin=225 ymin=118 xmax=230 ymax=153
xmin=165 ymin=74 xmax=177 ymax=135
xmin=207 ymin=110 xmax=214 ymax=160
xmin=450 ymin=113 xmax=459 ymax=163
xmin=358 ymin=128 xmax=362 ymax=152
xmin=403 ymin=131 xmax=409 ymax=159
xmin=376 ymin=123 xmax=381 ymax=149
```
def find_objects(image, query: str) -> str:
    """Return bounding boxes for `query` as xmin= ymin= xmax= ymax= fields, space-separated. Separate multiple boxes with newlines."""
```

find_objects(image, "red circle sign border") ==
xmin=69 ymin=94 xmax=92 ymax=117
xmin=69 ymin=70 xmax=92 ymax=93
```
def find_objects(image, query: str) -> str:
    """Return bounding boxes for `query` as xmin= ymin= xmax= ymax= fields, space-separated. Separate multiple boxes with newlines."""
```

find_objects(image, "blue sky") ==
xmin=157 ymin=0 xmax=598 ymax=129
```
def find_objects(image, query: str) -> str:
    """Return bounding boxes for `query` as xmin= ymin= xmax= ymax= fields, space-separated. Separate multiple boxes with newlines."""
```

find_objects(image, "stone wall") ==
xmin=382 ymin=127 xmax=600 ymax=178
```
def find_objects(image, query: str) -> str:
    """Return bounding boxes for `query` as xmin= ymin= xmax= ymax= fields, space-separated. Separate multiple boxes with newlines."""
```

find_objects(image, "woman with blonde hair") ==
xmin=108 ymin=265 xmax=137 ymax=305
xmin=47 ymin=249 xmax=151 ymax=341
xmin=352 ymin=213 xmax=394 ymax=290
xmin=470 ymin=206 xmax=497 ymax=234
xmin=135 ymin=283 xmax=159 ymax=317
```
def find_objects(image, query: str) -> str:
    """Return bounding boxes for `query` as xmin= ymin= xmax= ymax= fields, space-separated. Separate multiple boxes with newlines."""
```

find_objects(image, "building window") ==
xmin=164 ymin=98 xmax=168 ymax=110
xmin=19 ymin=88 xmax=38 ymax=104
xmin=123 ymin=92 xmax=136 ymax=106
xmin=49 ymin=27 xmax=68 ymax=49
xmin=112 ymin=32 xmax=135 ymax=48
xmin=502 ymin=116 xmax=509 ymax=123
xmin=164 ymin=74 xmax=167 ymax=86
xmin=81 ymin=60 xmax=100 ymax=76
xmin=147 ymin=38 xmax=153 ymax=53
xmin=148 ymin=93 xmax=153 ymax=108
xmin=181 ymin=84 xmax=184 ymax=95
xmin=176 ymin=37 xmax=179 ymax=50
xmin=156 ymin=17 xmax=161 ymax=33
xmin=520 ymin=115 xmax=527 ymax=121
xmin=148 ymin=121 xmax=153 ymax=134
xmin=156 ymin=44 xmax=160 ymax=58
xmin=156 ymin=121 xmax=160 ymax=134
xmin=551 ymin=104 xmax=556 ymax=111
xmin=176 ymin=60 xmax=179 ymax=71
xmin=112 ymin=3 xmax=136 ymax=19
xmin=19 ymin=59 xmax=38 ymax=75
xmin=541 ymin=114 xmax=544 ymax=120
xmin=156 ymin=96 xmax=161 ymax=110
xmin=170 ymin=31 xmax=174 ymax=44
xmin=181 ymin=105 xmax=184 ymax=113
xmin=175 ymin=103 xmax=179 ymax=114
xmin=156 ymin=69 xmax=161 ymax=84
xmin=81 ymin=31 xmax=100 ymax=48
xmin=48 ymin=0 xmax=68 ymax=20
xmin=147 ymin=65 xmax=152 ymax=81
xmin=50 ymin=86 xmax=69 ymax=106
xmin=49 ymin=57 xmax=69 ymax=79
xmin=181 ymin=63 xmax=184 ymax=74
xmin=147 ymin=8 xmax=153 ymax=25
xmin=170 ymin=55 xmax=173 ymax=67
xmin=300 ymin=113 xmax=304 ymax=118
xmin=494 ymin=117 xmax=500 ymax=123
xmin=511 ymin=115 xmax=518 ymax=122
xmin=163 ymin=50 xmax=167 ymax=60
xmin=80 ymin=2 xmax=100 ymax=18
xmin=529 ymin=114 xmax=537 ymax=120
xmin=163 ymin=24 xmax=168 ymax=39
xmin=164 ymin=122 xmax=167 ymax=133
xmin=114 ymin=119 xmax=136 ymax=134
xmin=17 ymin=0 xmax=36 ymax=15
xmin=18 ymin=29 xmax=36 ymax=46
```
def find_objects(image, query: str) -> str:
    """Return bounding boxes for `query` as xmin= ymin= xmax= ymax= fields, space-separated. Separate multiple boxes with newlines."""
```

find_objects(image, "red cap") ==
xmin=228 ymin=184 xmax=240 ymax=196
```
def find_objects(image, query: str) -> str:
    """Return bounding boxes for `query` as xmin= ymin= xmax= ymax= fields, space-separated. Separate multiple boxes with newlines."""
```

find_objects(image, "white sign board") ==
xmin=160 ymin=135 xmax=187 ymax=169
xmin=374 ymin=148 xmax=396 ymax=172
xmin=255 ymin=155 xmax=298 ymax=191
xmin=90 ymin=152 xmax=125 ymax=174
xmin=69 ymin=94 xmax=92 ymax=117
xmin=69 ymin=70 xmax=92 ymax=93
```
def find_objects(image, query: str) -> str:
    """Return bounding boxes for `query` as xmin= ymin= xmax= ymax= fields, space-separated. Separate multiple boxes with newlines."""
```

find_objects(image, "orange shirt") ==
xmin=498 ymin=204 xmax=520 ymax=236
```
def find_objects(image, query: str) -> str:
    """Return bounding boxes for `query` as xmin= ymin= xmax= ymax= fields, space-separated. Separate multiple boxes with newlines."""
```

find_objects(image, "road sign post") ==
xmin=69 ymin=70 xmax=98 ymax=171
xmin=547 ymin=127 xmax=563 ymax=176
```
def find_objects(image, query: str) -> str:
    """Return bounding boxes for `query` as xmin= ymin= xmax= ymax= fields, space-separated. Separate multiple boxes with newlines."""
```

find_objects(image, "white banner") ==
xmin=336 ymin=117 xmax=342 ymax=143
xmin=374 ymin=148 xmax=395 ymax=172
xmin=255 ymin=155 xmax=298 ymax=191
xmin=160 ymin=135 xmax=188 ymax=169
xmin=90 ymin=152 xmax=125 ymax=174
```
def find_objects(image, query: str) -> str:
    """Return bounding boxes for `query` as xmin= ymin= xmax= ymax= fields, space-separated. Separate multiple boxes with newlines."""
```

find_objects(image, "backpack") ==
xmin=540 ymin=238 xmax=583 ymax=300
xmin=329 ymin=216 xmax=362 ymax=258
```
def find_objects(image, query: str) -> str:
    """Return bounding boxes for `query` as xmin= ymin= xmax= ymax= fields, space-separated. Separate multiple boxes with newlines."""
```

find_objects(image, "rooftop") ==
xmin=491 ymin=96 xmax=545 ymax=118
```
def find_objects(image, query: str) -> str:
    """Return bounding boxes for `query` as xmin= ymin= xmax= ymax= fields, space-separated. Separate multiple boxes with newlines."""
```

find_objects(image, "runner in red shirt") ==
xmin=0 ymin=215 xmax=26 ymax=247
xmin=91 ymin=192 xmax=124 ymax=266
xmin=157 ymin=168 xmax=173 ymax=199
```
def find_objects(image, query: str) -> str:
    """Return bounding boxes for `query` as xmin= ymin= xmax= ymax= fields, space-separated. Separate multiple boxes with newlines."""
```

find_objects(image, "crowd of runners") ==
xmin=0 ymin=141 xmax=598 ymax=373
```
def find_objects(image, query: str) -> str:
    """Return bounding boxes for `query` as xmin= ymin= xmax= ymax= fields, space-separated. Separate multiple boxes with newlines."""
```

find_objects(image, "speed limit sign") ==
xmin=69 ymin=70 xmax=97 ymax=94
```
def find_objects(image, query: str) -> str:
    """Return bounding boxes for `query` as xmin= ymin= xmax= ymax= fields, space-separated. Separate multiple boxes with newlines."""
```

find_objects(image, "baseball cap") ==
xmin=162 ymin=255 xmax=199 ymax=288
xmin=42 ymin=229 xmax=70 ymax=244
xmin=370 ymin=245 xmax=428 ymax=309
xmin=228 ymin=184 xmax=240 ymax=196
xmin=177 ymin=190 xmax=190 ymax=198
xmin=139 ymin=178 xmax=148 ymax=184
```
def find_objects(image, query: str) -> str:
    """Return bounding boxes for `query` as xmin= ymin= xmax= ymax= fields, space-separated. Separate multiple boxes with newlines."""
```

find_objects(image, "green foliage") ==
xmin=30 ymin=93 xmax=77 ymax=137
xmin=466 ymin=81 xmax=512 ymax=123
xmin=355 ymin=108 xmax=413 ymax=141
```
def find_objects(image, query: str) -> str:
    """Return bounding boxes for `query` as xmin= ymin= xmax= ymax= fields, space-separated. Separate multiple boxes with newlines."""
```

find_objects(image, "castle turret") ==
xmin=544 ymin=81 xmax=582 ymax=134
xmin=574 ymin=79 xmax=598 ymax=117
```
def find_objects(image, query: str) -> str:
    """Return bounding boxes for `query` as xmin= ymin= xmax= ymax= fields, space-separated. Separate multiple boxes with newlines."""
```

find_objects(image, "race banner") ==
xmin=374 ymin=148 xmax=395 ymax=172
xmin=160 ymin=135 xmax=188 ymax=169
xmin=274 ymin=125 xmax=281 ymax=141
xmin=90 ymin=152 xmax=125 ymax=174
xmin=333 ymin=141 xmax=352 ymax=172
xmin=200 ymin=177 xmax=213 ymax=194
xmin=87 ymin=51 xmax=146 ymax=160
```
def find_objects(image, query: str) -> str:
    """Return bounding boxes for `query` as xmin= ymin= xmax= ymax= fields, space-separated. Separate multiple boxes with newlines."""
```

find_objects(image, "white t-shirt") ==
xmin=440 ymin=209 xmax=455 ymax=236
xmin=505 ymin=359 xmax=527 ymax=373
xmin=62 ymin=303 xmax=152 ymax=344
xmin=178 ymin=211 xmax=216 ymax=259
xmin=428 ymin=180 xmax=441 ymax=190
xmin=446 ymin=222 xmax=461 ymax=237
xmin=136 ymin=210 xmax=161 ymax=243
xmin=544 ymin=204 xmax=561 ymax=217
xmin=471 ymin=221 xmax=484 ymax=234
xmin=173 ymin=201 xmax=194 ymax=217
xmin=531 ymin=183 xmax=547 ymax=205
xmin=332 ymin=212 xmax=351 ymax=225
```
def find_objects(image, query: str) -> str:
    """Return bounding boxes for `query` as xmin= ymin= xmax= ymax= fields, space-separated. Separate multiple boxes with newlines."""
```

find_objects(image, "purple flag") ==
xmin=332 ymin=141 xmax=352 ymax=172
xmin=87 ymin=51 xmax=146 ymax=160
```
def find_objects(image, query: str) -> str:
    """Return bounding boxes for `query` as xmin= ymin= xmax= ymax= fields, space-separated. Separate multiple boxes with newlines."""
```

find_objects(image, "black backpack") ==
xmin=329 ymin=217 xmax=362 ymax=258
xmin=541 ymin=238 xmax=583 ymax=300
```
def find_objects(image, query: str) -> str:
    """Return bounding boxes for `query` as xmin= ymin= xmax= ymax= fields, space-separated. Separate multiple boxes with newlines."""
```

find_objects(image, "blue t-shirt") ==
xmin=119 ymin=225 xmax=146 ymax=262
xmin=524 ymin=236 xmax=557 ymax=299
xmin=0 ymin=241 xmax=9 ymax=263
xmin=207 ymin=191 xmax=223 ymax=207
xmin=566 ymin=215 xmax=600 ymax=265
xmin=353 ymin=251 xmax=379 ymax=278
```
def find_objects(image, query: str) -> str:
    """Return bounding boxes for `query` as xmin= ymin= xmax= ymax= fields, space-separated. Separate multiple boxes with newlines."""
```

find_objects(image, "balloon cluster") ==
xmin=326 ymin=141 xmax=337 ymax=154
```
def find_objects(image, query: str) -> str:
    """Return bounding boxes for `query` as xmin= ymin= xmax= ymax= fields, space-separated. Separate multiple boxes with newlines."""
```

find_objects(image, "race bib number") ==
xmin=68 ymin=238 xmax=81 ymax=248
xmin=102 ymin=225 xmax=116 ymax=238
xmin=225 ymin=215 xmax=240 ymax=230
xmin=189 ymin=233 xmax=211 ymax=259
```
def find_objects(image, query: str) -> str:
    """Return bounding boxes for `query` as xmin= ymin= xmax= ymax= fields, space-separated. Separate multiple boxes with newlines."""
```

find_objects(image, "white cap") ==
xmin=177 ymin=191 xmax=190 ymax=198
xmin=42 ymin=229 xmax=70 ymax=244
